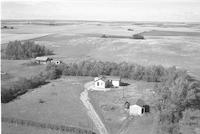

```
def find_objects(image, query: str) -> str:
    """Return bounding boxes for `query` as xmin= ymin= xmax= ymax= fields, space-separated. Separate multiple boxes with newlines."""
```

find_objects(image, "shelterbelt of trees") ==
xmin=2 ymin=40 xmax=53 ymax=60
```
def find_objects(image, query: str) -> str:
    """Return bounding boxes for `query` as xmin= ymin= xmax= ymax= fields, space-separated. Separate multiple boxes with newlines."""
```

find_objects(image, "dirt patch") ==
xmin=101 ymin=104 xmax=118 ymax=112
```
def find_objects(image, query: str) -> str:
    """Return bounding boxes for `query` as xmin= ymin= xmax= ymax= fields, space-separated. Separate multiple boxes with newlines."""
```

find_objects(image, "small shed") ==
xmin=35 ymin=57 xmax=52 ymax=64
xmin=129 ymin=99 xmax=146 ymax=116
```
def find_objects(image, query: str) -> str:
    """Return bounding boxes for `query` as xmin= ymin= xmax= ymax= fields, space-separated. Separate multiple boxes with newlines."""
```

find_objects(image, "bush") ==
xmin=45 ymin=63 xmax=63 ymax=80
xmin=3 ymin=40 xmax=53 ymax=60
xmin=132 ymin=34 xmax=144 ymax=39
xmin=154 ymin=68 xmax=200 ymax=134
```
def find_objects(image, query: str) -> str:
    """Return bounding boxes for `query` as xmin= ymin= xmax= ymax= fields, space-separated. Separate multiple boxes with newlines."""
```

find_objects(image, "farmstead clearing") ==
xmin=1 ymin=20 xmax=200 ymax=134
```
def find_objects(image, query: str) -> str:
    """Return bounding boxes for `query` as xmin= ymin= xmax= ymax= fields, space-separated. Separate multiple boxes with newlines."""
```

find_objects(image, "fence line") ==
xmin=2 ymin=117 xmax=96 ymax=134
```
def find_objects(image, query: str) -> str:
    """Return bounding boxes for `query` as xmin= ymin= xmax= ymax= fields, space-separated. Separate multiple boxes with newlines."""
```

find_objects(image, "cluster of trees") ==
xmin=1 ymin=64 xmax=63 ymax=103
xmin=132 ymin=34 xmax=144 ymax=39
xmin=1 ymin=74 xmax=47 ymax=103
xmin=154 ymin=68 xmax=200 ymax=134
xmin=45 ymin=60 xmax=169 ymax=82
xmin=1 ymin=25 xmax=14 ymax=29
xmin=3 ymin=40 xmax=53 ymax=60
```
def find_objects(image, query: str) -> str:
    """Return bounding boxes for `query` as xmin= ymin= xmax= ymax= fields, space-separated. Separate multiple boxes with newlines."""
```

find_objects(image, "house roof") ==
xmin=95 ymin=75 xmax=121 ymax=82
xmin=136 ymin=99 xmax=145 ymax=107
xmin=35 ymin=56 xmax=52 ymax=61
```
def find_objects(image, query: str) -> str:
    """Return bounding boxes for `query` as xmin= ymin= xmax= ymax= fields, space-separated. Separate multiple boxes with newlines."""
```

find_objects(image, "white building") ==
xmin=129 ymin=105 xmax=144 ymax=116
xmin=35 ymin=56 xmax=52 ymax=64
xmin=94 ymin=76 xmax=121 ymax=89
xmin=129 ymin=99 xmax=145 ymax=116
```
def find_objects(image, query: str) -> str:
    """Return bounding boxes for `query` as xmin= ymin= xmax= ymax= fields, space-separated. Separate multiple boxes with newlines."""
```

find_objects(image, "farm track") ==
xmin=118 ymin=118 xmax=132 ymax=134
xmin=2 ymin=117 xmax=95 ymax=134
xmin=80 ymin=82 xmax=109 ymax=134
xmin=1 ymin=33 xmax=55 ymax=46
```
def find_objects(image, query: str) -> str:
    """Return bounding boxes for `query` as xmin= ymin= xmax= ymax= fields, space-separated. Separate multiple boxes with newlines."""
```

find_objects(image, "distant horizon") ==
xmin=2 ymin=0 xmax=200 ymax=22
xmin=1 ymin=19 xmax=200 ymax=23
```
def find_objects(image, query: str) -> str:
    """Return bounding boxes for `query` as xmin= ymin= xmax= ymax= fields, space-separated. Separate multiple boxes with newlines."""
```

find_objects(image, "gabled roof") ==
xmin=95 ymin=75 xmax=121 ymax=82
xmin=136 ymin=99 xmax=145 ymax=107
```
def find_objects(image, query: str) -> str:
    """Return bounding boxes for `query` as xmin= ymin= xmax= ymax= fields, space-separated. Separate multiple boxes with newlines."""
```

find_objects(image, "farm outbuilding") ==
xmin=128 ymin=99 xmax=150 ymax=116
xmin=35 ymin=56 xmax=53 ymax=64
xmin=94 ymin=76 xmax=121 ymax=89
xmin=129 ymin=104 xmax=144 ymax=116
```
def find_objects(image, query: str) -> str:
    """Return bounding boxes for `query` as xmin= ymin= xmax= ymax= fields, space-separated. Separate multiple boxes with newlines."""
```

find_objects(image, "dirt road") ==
xmin=80 ymin=81 xmax=109 ymax=134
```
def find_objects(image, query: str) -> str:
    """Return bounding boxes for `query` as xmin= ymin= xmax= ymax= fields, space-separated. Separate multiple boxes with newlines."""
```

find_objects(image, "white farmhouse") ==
xmin=94 ymin=76 xmax=121 ymax=89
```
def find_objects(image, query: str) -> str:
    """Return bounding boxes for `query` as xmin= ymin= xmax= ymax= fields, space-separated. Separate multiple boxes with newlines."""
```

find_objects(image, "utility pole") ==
xmin=123 ymin=87 xmax=124 ymax=99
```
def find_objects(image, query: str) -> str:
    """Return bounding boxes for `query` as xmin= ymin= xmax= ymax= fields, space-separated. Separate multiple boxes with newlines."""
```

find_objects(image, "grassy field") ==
xmin=1 ymin=60 xmax=46 ymax=85
xmin=2 ymin=76 xmax=98 ymax=134
xmin=88 ymin=79 xmax=155 ymax=134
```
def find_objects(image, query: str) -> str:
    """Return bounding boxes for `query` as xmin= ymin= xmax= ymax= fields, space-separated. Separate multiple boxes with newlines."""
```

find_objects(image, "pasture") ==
xmin=2 ymin=76 xmax=98 ymax=134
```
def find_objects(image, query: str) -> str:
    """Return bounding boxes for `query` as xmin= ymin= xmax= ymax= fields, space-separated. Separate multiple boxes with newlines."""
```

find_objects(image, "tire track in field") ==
xmin=80 ymin=82 xmax=109 ymax=134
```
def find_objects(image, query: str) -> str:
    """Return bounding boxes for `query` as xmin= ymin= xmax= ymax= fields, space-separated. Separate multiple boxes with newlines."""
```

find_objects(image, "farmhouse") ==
xmin=94 ymin=75 xmax=121 ymax=89
xmin=35 ymin=56 xmax=53 ymax=64
xmin=128 ymin=99 xmax=150 ymax=116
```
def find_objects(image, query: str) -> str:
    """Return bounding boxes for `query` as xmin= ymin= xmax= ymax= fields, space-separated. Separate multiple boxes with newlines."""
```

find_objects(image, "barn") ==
xmin=35 ymin=56 xmax=52 ymax=64
xmin=94 ymin=76 xmax=121 ymax=89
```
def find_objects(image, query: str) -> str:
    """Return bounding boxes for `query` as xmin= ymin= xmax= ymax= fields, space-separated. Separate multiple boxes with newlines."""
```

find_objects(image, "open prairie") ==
xmin=2 ymin=21 xmax=200 ymax=79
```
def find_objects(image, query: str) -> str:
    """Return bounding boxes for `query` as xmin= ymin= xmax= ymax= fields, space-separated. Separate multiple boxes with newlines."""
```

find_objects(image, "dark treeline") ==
xmin=46 ymin=60 xmax=169 ymax=82
xmin=1 ymin=74 xmax=47 ymax=103
xmin=154 ymin=68 xmax=200 ymax=134
xmin=2 ymin=40 xmax=53 ymax=60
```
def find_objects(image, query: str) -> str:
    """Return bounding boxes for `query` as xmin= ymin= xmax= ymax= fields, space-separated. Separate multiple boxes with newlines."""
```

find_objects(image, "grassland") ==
xmin=3 ymin=21 xmax=198 ymax=78
xmin=2 ymin=76 xmax=98 ymax=134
